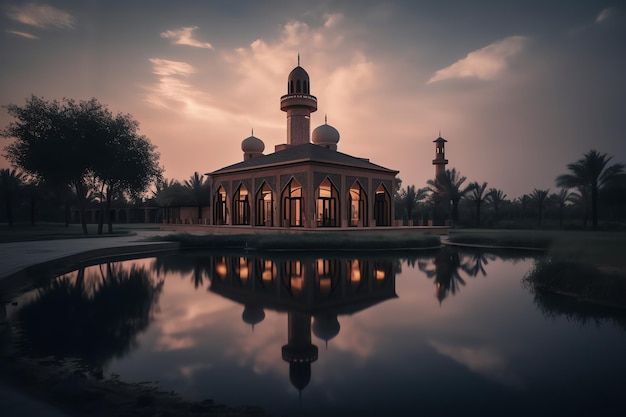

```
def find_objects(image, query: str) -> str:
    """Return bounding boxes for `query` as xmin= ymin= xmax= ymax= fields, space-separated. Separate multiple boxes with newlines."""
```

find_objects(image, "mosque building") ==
xmin=205 ymin=60 xmax=399 ymax=229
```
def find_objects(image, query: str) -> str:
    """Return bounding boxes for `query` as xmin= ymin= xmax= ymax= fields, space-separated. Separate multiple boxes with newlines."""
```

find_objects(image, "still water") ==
xmin=5 ymin=248 xmax=626 ymax=416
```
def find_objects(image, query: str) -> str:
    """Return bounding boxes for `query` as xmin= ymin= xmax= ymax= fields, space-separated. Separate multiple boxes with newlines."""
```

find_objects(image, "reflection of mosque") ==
xmin=208 ymin=254 xmax=397 ymax=393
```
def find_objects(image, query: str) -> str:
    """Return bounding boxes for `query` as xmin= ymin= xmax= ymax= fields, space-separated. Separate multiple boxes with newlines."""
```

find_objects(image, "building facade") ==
xmin=206 ymin=62 xmax=399 ymax=229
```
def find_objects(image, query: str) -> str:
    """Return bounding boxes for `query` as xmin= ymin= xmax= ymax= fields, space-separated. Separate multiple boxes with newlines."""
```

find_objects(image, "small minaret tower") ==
xmin=432 ymin=135 xmax=448 ymax=178
xmin=280 ymin=55 xmax=318 ymax=146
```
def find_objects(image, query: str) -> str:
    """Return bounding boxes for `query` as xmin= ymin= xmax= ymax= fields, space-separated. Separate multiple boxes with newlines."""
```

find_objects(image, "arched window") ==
xmin=255 ymin=182 xmax=274 ymax=226
xmin=233 ymin=184 xmax=250 ymax=225
xmin=303 ymin=80 xmax=308 ymax=94
xmin=296 ymin=79 xmax=301 ymax=93
xmin=316 ymin=177 xmax=339 ymax=227
xmin=348 ymin=181 xmax=368 ymax=227
xmin=281 ymin=178 xmax=304 ymax=227
xmin=214 ymin=186 xmax=228 ymax=225
xmin=374 ymin=184 xmax=391 ymax=226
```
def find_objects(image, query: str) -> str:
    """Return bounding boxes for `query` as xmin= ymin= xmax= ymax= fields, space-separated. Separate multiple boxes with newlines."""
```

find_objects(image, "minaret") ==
xmin=280 ymin=56 xmax=318 ymax=146
xmin=432 ymin=135 xmax=448 ymax=178
xmin=282 ymin=311 xmax=318 ymax=394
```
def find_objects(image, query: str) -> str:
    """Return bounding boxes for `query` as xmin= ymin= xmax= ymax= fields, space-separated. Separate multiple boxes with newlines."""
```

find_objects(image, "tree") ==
xmin=0 ymin=168 xmax=25 ymax=227
xmin=468 ymin=181 xmax=488 ymax=227
xmin=529 ymin=188 xmax=550 ymax=227
xmin=552 ymin=188 xmax=575 ymax=228
xmin=398 ymin=184 xmax=428 ymax=224
xmin=427 ymin=168 xmax=475 ymax=227
xmin=183 ymin=172 xmax=211 ymax=222
xmin=2 ymin=96 xmax=161 ymax=234
xmin=486 ymin=188 xmax=507 ymax=226
xmin=556 ymin=150 xmax=625 ymax=229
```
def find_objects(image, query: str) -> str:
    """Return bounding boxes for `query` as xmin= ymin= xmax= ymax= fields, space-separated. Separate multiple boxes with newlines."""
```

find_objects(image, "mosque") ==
xmin=205 ymin=59 xmax=399 ymax=229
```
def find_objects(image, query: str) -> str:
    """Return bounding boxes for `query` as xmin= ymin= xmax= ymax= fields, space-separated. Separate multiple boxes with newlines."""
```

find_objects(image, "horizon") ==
xmin=1 ymin=1 xmax=625 ymax=199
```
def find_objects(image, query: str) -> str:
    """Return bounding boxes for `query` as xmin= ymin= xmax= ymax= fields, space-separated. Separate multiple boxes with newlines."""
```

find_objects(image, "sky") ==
xmin=1 ymin=0 xmax=625 ymax=199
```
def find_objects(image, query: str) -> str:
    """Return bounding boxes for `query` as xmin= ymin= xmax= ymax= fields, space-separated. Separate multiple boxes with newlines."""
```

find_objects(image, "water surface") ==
xmin=6 ymin=248 xmax=626 ymax=416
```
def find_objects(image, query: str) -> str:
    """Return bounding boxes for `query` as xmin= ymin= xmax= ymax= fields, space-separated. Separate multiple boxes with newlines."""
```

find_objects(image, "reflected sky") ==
xmin=6 ymin=249 xmax=626 ymax=417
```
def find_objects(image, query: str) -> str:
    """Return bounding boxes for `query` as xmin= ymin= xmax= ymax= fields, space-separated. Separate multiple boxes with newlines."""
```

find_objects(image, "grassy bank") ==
xmin=448 ymin=229 xmax=626 ymax=308
xmin=523 ymin=257 xmax=626 ymax=308
xmin=150 ymin=231 xmax=441 ymax=251
xmin=447 ymin=229 xmax=626 ymax=271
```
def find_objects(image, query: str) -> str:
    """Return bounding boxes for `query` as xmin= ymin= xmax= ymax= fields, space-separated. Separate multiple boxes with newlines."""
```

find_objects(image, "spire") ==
xmin=324 ymin=114 xmax=327 ymax=124
xmin=251 ymin=128 xmax=254 ymax=136
xmin=298 ymin=53 xmax=300 ymax=66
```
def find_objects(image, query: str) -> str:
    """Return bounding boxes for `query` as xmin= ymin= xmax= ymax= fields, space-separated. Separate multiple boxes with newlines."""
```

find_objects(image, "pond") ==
xmin=4 ymin=248 xmax=626 ymax=416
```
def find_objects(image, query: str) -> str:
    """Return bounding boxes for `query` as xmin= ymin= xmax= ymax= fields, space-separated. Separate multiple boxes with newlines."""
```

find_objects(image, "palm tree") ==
xmin=468 ymin=181 xmax=488 ymax=227
xmin=183 ymin=172 xmax=211 ymax=222
xmin=556 ymin=150 xmax=625 ymax=229
xmin=427 ymin=168 xmax=475 ymax=227
xmin=486 ymin=188 xmax=507 ymax=226
xmin=399 ymin=184 xmax=428 ymax=224
xmin=529 ymin=188 xmax=550 ymax=227
xmin=0 ymin=168 xmax=25 ymax=227
xmin=552 ymin=188 xmax=575 ymax=228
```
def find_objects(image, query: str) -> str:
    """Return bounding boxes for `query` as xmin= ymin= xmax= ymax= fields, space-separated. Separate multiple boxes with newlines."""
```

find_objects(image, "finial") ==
xmin=251 ymin=128 xmax=254 ymax=136
xmin=325 ymin=114 xmax=327 ymax=124
xmin=297 ymin=53 xmax=300 ymax=66
xmin=438 ymin=130 xmax=441 ymax=138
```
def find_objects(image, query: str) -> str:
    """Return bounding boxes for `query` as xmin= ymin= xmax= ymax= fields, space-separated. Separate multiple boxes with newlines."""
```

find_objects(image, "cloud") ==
xmin=595 ymin=8 xmax=614 ymax=24
xmin=6 ymin=3 xmax=74 ymax=29
xmin=6 ymin=30 xmax=38 ymax=39
xmin=149 ymin=58 xmax=196 ymax=76
xmin=161 ymin=26 xmax=214 ymax=49
xmin=427 ymin=36 xmax=527 ymax=84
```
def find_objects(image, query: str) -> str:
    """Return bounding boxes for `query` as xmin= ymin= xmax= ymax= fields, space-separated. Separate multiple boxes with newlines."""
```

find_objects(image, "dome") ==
xmin=312 ymin=315 xmax=340 ymax=345
xmin=242 ymin=305 xmax=265 ymax=329
xmin=312 ymin=122 xmax=340 ymax=146
xmin=287 ymin=65 xmax=311 ymax=94
xmin=241 ymin=135 xmax=265 ymax=153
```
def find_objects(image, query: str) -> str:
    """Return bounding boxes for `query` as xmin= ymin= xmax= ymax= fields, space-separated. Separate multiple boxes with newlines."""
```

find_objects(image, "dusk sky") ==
xmin=1 ymin=1 xmax=624 ymax=199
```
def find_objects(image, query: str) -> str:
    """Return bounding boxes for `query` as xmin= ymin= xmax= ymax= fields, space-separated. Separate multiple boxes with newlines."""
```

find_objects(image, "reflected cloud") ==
xmin=429 ymin=340 xmax=523 ymax=389
xmin=428 ymin=36 xmax=527 ymax=83
xmin=595 ymin=8 xmax=615 ymax=24
xmin=6 ymin=3 xmax=74 ymax=29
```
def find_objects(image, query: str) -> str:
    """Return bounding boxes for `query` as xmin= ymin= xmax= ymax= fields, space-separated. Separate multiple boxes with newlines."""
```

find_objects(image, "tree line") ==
xmin=395 ymin=150 xmax=626 ymax=229
xmin=2 ymin=96 xmax=625 ymax=232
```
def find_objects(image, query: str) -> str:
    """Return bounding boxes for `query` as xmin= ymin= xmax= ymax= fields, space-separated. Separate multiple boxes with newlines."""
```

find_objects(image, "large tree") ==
xmin=2 ymin=96 xmax=161 ymax=234
xmin=556 ymin=150 xmax=625 ymax=229
xmin=529 ymin=188 xmax=550 ymax=228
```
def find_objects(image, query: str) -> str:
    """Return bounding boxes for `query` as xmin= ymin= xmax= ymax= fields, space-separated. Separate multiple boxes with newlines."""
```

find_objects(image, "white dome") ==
xmin=241 ymin=135 xmax=265 ymax=153
xmin=312 ymin=123 xmax=340 ymax=145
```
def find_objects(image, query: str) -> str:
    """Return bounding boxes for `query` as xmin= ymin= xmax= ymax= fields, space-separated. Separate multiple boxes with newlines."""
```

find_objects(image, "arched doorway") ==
xmin=348 ymin=181 xmax=367 ymax=227
xmin=281 ymin=178 xmax=304 ymax=227
xmin=233 ymin=184 xmax=250 ymax=225
xmin=214 ymin=186 xmax=228 ymax=225
xmin=255 ymin=182 xmax=274 ymax=226
xmin=374 ymin=183 xmax=391 ymax=226
xmin=316 ymin=177 xmax=339 ymax=227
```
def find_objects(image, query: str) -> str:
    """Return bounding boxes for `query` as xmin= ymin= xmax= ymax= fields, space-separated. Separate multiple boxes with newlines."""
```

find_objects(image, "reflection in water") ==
xmin=14 ymin=264 xmax=163 ymax=374
xmin=207 ymin=254 xmax=397 ymax=393
xmin=6 ymin=249 xmax=626 ymax=416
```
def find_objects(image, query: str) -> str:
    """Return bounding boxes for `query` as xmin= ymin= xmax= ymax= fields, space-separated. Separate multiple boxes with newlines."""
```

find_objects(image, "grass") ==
xmin=148 ymin=231 xmax=441 ymax=251
xmin=447 ymin=229 xmax=626 ymax=271
xmin=0 ymin=222 xmax=161 ymax=243
xmin=523 ymin=257 xmax=626 ymax=308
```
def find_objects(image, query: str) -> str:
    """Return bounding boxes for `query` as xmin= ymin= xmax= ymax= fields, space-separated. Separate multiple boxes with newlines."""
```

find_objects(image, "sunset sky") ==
xmin=1 ymin=1 xmax=624 ymax=198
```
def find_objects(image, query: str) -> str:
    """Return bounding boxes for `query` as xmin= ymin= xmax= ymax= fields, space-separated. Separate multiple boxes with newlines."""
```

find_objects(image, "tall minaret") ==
xmin=280 ymin=56 xmax=317 ymax=146
xmin=432 ymin=135 xmax=448 ymax=178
